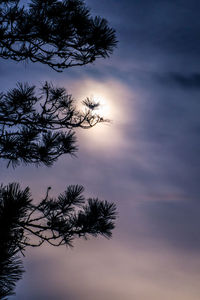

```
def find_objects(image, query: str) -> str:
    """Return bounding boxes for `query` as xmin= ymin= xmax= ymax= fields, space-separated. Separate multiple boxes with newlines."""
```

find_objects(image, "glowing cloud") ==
xmin=61 ymin=77 xmax=135 ymax=155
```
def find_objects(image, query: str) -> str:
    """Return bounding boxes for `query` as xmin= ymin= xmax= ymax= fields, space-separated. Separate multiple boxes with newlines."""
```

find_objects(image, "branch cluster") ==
xmin=0 ymin=82 xmax=105 ymax=167
xmin=0 ymin=183 xmax=30 ymax=298
xmin=0 ymin=0 xmax=117 ymax=71
xmin=0 ymin=1 xmax=117 ymax=297
xmin=0 ymin=183 xmax=117 ymax=250
xmin=0 ymin=182 xmax=116 ymax=298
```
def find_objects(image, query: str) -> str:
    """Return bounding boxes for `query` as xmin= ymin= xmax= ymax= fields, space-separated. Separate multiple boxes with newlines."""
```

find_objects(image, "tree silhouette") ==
xmin=0 ymin=81 xmax=107 ymax=167
xmin=0 ymin=0 xmax=117 ymax=71
xmin=0 ymin=0 xmax=117 ymax=167
xmin=1 ymin=183 xmax=116 ymax=249
xmin=0 ymin=250 xmax=24 ymax=299
xmin=0 ymin=0 xmax=117 ymax=298
xmin=0 ymin=183 xmax=116 ymax=299
xmin=0 ymin=184 xmax=27 ymax=299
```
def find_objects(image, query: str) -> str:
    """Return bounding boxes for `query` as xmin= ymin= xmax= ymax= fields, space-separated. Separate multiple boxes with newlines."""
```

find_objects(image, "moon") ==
xmin=89 ymin=95 xmax=110 ymax=119
xmin=63 ymin=77 xmax=133 ymax=153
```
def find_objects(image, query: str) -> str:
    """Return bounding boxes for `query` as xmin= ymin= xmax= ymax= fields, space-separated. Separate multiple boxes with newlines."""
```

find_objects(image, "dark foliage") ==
xmin=0 ymin=0 xmax=117 ymax=298
xmin=0 ymin=0 xmax=117 ymax=71
xmin=0 ymin=82 xmax=106 ymax=167
xmin=0 ymin=183 xmax=116 ymax=298
xmin=0 ymin=183 xmax=30 ymax=299
xmin=0 ymin=181 xmax=116 ymax=253
xmin=0 ymin=253 xmax=23 ymax=299
xmin=0 ymin=183 xmax=116 ymax=297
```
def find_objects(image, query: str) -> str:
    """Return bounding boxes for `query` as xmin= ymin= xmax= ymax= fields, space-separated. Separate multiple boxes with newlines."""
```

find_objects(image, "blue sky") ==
xmin=1 ymin=0 xmax=200 ymax=299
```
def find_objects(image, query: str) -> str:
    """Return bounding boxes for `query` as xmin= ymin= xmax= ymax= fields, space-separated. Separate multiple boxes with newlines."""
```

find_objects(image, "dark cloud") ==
xmin=158 ymin=72 xmax=200 ymax=89
xmin=87 ymin=0 xmax=200 ymax=72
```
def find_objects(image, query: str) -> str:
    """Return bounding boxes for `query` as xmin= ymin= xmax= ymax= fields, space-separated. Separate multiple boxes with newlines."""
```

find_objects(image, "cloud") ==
xmin=2 ymin=1 xmax=200 ymax=299
xmin=158 ymin=72 xmax=200 ymax=89
xmin=140 ymin=199 xmax=200 ymax=251
xmin=10 ymin=240 xmax=200 ymax=300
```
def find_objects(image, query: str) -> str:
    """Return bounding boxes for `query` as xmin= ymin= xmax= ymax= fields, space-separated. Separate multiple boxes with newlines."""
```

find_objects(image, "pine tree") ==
xmin=0 ymin=1 xmax=117 ymax=298
xmin=0 ymin=0 xmax=117 ymax=71
xmin=0 ymin=81 xmax=107 ymax=167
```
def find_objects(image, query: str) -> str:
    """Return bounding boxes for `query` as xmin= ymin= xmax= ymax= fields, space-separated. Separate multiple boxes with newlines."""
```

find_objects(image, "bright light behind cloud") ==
xmin=90 ymin=95 xmax=110 ymax=119
xmin=61 ymin=77 xmax=135 ymax=155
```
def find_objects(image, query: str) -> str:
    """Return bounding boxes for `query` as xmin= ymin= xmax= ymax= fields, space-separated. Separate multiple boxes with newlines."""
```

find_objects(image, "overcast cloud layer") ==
xmin=1 ymin=1 xmax=200 ymax=299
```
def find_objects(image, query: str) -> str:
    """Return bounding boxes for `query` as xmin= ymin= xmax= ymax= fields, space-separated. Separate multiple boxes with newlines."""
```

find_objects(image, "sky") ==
xmin=1 ymin=0 xmax=200 ymax=299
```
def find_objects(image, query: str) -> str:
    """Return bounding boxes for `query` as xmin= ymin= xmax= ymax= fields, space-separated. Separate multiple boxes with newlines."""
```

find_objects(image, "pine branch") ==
xmin=0 ymin=183 xmax=117 ymax=296
xmin=0 ymin=0 xmax=117 ymax=71
xmin=0 ymin=82 xmax=108 ymax=167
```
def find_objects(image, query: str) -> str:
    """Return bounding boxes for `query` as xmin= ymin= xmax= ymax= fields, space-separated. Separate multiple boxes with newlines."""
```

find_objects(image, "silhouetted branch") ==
xmin=0 ymin=0 xmax=117 ymax=72
xmin=0 ymin=253 xmax=24 ymax=299
xmin=0 ymin=182 xmax=116 ymax=250
xmin=0 ymin=183 xmax=30 ymax=299
xmin=0 ymin=1 xmax=118 ymax=298
xmin=0 ymin=183 xmax=116 ymax=297
xmin=0 ymin=82 xmax=108 ymax=167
